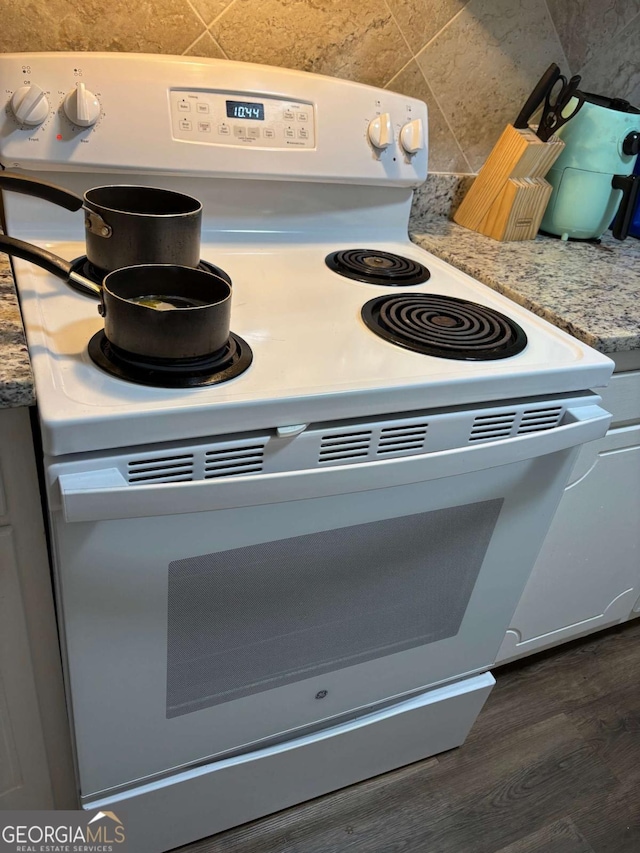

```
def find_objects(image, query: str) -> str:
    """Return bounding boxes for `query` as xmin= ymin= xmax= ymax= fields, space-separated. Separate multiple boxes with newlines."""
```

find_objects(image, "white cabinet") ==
xmin=0 ymin=406 xmax=76 ymax=809
xmin=497 ymin=369 xmax=640 ymax=664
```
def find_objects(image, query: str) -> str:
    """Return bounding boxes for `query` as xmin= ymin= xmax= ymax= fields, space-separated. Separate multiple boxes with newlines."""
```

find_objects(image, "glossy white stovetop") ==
xmin=13 ymin=235 xmax=612 ymax=458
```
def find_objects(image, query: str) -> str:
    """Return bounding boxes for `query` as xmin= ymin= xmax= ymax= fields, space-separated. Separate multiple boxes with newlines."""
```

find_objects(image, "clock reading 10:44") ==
xmin=226 ymin=100 xmax=265 ymax=121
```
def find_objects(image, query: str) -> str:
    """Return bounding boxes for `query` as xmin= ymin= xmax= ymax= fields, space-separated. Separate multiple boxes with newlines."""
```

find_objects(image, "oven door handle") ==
xmin=55 ymin=404 xmax=611 ymax=523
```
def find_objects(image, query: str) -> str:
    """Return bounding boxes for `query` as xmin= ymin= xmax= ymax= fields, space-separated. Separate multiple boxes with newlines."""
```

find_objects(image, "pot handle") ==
xmin=0 ymin=171 xmax=84 ymax=212
xmin=0 ymin=235 xmax=101 ymax=297
xmin=611 ymin=173 xmax=640 ymax=240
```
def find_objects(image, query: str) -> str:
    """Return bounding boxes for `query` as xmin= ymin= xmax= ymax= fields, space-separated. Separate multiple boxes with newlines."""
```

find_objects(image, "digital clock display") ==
xmin=226 ymin=100 xmax=265 ymax=121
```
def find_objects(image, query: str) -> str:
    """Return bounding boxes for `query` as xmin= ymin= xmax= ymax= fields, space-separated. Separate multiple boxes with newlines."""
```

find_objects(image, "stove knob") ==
xmin=63 ymin=82 xmax=100 ymax=127
xmin=400 ymin=119 xmax=425 ymax=155
xmin=623 ymin=130 xmax=640 ymax=156
xmin=368 ymin=113 xmax=392 ymax=149
xmin=10 ymin=84 xmax=50 ymax=127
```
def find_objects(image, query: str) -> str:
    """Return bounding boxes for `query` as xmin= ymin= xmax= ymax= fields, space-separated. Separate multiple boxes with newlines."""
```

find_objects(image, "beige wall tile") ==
xmin=386 ymin=61 xmax=471 ymax=173
xmin=1 ymin=0 xmax=632 ymax=180
xmin=0 ymin=0 xmax=205 ymax=54
xmin=578 ymin=15 xmax=640 ymax=106
xmin=188 ymin=0 xmax=236 ymax=27
xmin=385 ymin=0 xmax=469 ymax=54
xmin=183 ymin=31 xmax=227 ymax=58
xmin=210 ymin=0 xmax=412 ymax=88
xmin=546 ymin=0 xmax=640 ymax=73
xmin=416 ymin=0 xmax=568 ymax=172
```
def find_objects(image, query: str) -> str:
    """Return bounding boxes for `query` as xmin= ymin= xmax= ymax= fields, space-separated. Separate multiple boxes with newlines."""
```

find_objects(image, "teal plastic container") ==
xmin=540 ymin=93 xmax=640 ymax=240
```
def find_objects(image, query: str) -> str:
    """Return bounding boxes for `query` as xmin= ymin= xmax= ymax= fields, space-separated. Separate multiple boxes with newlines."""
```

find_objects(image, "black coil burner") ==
xmin=326 ymin=249 xmax=430 ymax=286
xmin=362 ymin=293 xmax=527 ymax=360
xmin=88 ymin=331 xmax=253 ymax=388
xmin=69 ymin=256 xmax=232 ymax=297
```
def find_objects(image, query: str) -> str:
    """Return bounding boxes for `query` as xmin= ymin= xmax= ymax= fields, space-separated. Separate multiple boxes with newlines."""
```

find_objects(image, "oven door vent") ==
xmin=318 ymin=430 xmax=373 ymax=463
xmin=88 ymin=397 xmax=578 ymax=488
xmin=469 ymin=413 xmax=517 ymax=442
xmin=204 ymin=442 xmax=266 ymax=478
xmin=376 ymin=423 xmax=429 ymax=454
xmin=127 ymin=454 xmax=195 ymax=484
xmin=469 ymin=404 xmax=565 ymax=443
xmin=126 ymin=439 xmax=267 ymax=484
xmin=517 ymin=406 xmax=563 ymax=433
xmin=317 ymin=420 xmax=430 ymax=465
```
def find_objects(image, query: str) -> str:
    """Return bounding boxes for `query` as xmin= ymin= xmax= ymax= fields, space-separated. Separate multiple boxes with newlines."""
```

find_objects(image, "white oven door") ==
xmin=47 ymin=405 xmax=608 ymax=798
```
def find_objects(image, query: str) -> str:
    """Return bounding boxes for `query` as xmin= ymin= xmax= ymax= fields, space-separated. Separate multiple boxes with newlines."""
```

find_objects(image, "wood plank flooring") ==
xmin=175 ymin=619 xmax=640 ymax=853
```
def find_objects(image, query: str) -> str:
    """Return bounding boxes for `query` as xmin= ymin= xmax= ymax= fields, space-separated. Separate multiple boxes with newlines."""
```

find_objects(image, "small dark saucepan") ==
xmin=0 ymin=172 xmax=202 ymax=273
xmin=0 ymin=235 xmax=231 ymax=360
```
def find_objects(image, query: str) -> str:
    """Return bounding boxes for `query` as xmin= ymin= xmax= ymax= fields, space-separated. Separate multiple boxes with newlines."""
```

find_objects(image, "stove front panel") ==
xmin=49 ymin=436 xmax=578 ymax=797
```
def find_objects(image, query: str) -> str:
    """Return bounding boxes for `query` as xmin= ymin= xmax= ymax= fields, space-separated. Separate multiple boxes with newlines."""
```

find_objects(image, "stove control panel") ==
xmin=170 ymin=90 xmax=315 ymax=149
xmin=0 ymin=54 xmax=428 ymax=187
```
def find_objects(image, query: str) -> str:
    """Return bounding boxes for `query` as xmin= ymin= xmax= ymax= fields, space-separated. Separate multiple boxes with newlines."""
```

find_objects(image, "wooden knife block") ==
xmin=454 ymin=125 xmax=565 ymax=241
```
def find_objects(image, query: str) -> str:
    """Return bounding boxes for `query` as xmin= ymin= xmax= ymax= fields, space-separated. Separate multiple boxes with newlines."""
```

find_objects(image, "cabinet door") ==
xmin=497 ymin=424 xmax=640 ymax=663
xmin=0 ymin=407 xmax=76 ymax=810
xmin=0 ymin=526 xmax=54 ymax=809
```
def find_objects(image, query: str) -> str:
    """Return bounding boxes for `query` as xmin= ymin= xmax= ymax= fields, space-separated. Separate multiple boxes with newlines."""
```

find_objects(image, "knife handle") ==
xmin=513 ymin=63 xmax=561 ymax=130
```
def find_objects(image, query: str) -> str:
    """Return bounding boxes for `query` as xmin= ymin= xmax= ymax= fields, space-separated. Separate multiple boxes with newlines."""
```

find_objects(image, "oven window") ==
xmin=166 ymin=499 xmax=503 ymax=718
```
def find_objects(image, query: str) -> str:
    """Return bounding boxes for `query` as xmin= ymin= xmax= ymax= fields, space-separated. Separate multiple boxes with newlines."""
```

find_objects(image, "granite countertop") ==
xmin=0 ymin=255 xmax=35 ymax=409
xmin=410 ymin=217 xmax=640 ymax=357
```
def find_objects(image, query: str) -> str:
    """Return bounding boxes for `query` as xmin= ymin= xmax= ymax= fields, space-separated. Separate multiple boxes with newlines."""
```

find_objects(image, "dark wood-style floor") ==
xmin=176 ymin=619 xmax=640 ymax=853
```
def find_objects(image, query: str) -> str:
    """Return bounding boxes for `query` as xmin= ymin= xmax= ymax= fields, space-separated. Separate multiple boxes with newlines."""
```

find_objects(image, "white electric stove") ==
xmin=0 ymin=53 xmax=614 ymax=853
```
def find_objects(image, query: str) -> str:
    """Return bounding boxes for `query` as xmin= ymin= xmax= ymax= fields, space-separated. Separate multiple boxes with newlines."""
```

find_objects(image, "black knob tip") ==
xmin=623 ymin=130 xmax=640 ymax=156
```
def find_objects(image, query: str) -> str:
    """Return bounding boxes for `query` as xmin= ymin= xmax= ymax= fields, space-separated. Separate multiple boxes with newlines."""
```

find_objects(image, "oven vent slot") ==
xmin=469 ymin=413 xmax=517 ymax=442
xmin=469 ymin=404 xmax=565 ymax=443
xmin=318 ymin=430 xmax=372 ymax=463
xmin=128 ymin=454 xmax=195 ymax=484
xmin=517 ymin=406 xmax=564 ymax=433
xmin=204 ymin=443 xmax=266 ymax=478
xmin=376 ymin=423 xmax=429 ymax=454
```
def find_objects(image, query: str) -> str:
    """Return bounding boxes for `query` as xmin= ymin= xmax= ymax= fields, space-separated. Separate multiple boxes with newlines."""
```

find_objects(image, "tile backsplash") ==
xmin=1 ymin=0 xmax=638 ymax=180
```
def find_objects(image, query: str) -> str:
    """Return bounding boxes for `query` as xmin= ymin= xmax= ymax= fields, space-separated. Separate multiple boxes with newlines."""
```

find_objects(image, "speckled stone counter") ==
xmin=0 ymin=256 xmax=35 ymax=408
xmin=410 ymin=216 xmax=640 ymax=358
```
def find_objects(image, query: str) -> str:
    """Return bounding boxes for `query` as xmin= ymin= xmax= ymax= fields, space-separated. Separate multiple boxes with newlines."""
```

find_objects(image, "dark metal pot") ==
xmin=0 ymin=235 xmax=231 ymax=360
xmin=0 ymin=172 xmax=202 ymax=272
xmin=100 ymin=265 xmax=231 ymax=359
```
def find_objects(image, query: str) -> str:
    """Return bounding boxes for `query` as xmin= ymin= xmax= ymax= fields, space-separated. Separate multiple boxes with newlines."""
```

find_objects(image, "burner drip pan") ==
xmin=362 ymin=293 xmax=527 ymax=360
xmin=326 ymin=249 xmax=430 ymax=285
xmin=88 ymin=331 xmax=253 ymax=387
xmin=69 ymin=256 xmax=232 ymax=298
